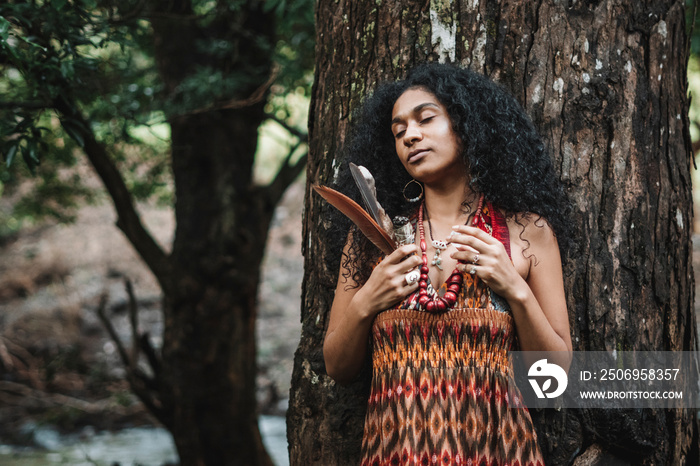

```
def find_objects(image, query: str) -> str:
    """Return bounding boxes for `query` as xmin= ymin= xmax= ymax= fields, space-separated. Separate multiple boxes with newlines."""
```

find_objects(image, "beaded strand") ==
xmin=416 ymin=194 xmax=485 ymax=313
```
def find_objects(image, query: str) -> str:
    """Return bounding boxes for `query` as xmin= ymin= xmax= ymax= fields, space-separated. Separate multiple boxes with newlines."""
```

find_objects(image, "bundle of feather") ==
xmin=313 ymin=163 xmax=414 ymax=255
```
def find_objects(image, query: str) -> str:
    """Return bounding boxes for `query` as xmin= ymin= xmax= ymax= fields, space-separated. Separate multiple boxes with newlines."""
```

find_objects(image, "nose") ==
xmin=403 ymin=122 xmax=422 ymax=146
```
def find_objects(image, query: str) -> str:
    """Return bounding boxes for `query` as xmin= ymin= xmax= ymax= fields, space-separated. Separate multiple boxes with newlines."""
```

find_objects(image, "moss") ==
xmin=420 ymin=22 xmax=432 ymax=44
xmin=360 ymin=19 xmax=376 ymax=52
xmin=41 ymin=406 xmax=83 ymax=431
xmin=430 ymin=0 xmax=453 ymax=23
xmin=114 ymin=390 xmax=135 ymax=407
xmin=486 ymin=18 xmax=497 ymax=38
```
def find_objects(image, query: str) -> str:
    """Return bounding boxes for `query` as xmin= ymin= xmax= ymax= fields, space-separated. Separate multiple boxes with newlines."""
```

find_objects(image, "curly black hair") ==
xmin=327 ymin=62 xmax=573 ymax=286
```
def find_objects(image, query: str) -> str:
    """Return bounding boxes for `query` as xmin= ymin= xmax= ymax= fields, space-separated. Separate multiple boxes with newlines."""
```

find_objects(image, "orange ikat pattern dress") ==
xmin=360 ymin=203 xmax=544 ymax=466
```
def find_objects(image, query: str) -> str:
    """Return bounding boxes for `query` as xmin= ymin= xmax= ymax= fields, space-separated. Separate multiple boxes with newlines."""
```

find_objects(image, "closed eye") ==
xmin=393 ymin=128 xmax=406 ymax=139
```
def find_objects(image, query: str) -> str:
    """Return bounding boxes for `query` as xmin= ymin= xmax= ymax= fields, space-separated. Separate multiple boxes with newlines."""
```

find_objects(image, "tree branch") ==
xmin=0 ymin=101 xmax=51 ymax=110
xmin=0 ymin=336 xmax=14 ymax=370
xmin=265 ymin=145 xmax=308 ymax=207
xmin=174 ymin=65 xmax=280 ymax=119
xmin=267 ymin=114 xmax=308 ymax=142
xmin=0 ymin=380 xmax=144 ymax=416
xmin=139 ymin=333 xmax=162 ymax=380
xmin=0 ymin=337 xmax=43 ymax=389
xmin=53 ymin=98 xmax=171 ymax=289
xmin=96 ymin=292 xmax=168 ymax=425
xmin=126 ymin=279 xmax=140 ymax=367
xmin=96 ymin=294 xmax=133 ymax=374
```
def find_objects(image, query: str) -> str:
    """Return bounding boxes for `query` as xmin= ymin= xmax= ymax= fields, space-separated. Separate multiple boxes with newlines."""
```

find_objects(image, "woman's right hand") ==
xmin=353 ymin=243 xmax=422 ymax=317
xmin=324 ymin=242 xmax=421 ymax=384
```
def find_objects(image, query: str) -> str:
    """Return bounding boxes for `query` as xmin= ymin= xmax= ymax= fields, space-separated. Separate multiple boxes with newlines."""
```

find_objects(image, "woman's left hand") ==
xmin=448 ymin=225 xmax=526 ymax=301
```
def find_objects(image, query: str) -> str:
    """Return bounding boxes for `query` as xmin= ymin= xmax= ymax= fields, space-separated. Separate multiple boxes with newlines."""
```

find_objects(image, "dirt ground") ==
xmin=0 ymin=178 xmax=304 ymax=443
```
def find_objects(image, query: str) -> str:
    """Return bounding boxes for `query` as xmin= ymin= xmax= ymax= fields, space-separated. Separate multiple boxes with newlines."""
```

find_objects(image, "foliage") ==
xmin=688 ymin=1 xmax=700 ymax=145
xmin=1 ymin=4 xmax=313 ymax=460
xmin=689 ymin=56 xmax=700 ymax=141
xmin=0 ymin=0 xmax=313 ymax=229
xmin=688 ymin=0 xmax=700 ymax=56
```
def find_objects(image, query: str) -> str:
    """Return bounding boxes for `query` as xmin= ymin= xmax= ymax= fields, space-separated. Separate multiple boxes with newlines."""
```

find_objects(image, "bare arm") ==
xmin=323 ymin=241 xmax=421 ymax=384
xmin=449 ymin=220 xmax=572 ymax=371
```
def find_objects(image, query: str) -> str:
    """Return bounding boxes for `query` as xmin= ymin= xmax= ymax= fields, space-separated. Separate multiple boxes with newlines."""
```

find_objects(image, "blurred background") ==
xmin=1 ymin=1 xmax=699 ymax=465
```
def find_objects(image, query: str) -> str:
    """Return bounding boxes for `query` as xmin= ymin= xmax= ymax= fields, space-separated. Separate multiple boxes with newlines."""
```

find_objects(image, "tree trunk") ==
xmin=289 ymin=1 xmax=698 ymax=465
xmin=148 ymin=2 xmax=276 ymax=464
xmin=156 ymin=111 xmax=275 ymax=466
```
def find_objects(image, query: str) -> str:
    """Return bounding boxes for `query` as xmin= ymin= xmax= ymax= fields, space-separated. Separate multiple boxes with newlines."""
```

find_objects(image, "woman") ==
xmin=323 ymin=63 xmax=573 ymax=465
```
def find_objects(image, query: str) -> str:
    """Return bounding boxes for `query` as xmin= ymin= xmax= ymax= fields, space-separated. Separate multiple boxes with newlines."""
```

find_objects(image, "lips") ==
xmin=407 ymin=148 xmax=429 ymax=163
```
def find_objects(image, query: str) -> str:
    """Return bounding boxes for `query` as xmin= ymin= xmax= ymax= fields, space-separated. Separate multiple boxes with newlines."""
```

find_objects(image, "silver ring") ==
xmin=405 ymin=270 xmax=420 ymax=285
xmin=473 ymin=254 xmax=479 ymax=264
xmin=469 ymin=266 xmax=477 ymax=275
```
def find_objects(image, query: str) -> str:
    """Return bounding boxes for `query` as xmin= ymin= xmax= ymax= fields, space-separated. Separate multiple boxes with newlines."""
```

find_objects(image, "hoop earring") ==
xmin=403 ymin=179 xmax=424 ymax=203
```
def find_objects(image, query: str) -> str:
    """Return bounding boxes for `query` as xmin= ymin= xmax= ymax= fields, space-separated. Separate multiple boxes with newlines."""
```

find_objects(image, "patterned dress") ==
xmin=360 ymin=203 xmax=544 ymax=466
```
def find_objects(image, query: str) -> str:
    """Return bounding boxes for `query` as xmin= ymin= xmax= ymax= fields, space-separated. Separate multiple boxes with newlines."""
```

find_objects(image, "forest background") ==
xmin=0 ymin=0 xmax=699 ymax=465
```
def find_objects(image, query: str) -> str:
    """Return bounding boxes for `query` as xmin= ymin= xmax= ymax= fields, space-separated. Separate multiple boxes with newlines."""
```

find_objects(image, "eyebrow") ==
xmin=391 ymin=102 xmax=441 ymax=126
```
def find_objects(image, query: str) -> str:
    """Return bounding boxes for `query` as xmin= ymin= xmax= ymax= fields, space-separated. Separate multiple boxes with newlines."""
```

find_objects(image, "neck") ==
xmin=423 ymin=178 xmax=478 ymax=226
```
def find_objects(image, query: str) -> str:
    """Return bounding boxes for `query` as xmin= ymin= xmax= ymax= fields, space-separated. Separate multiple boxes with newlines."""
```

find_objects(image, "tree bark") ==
xmin=146 ymin=1 xmax=277 ymax=464
xmin=289 ymin=1 xmax=698 ymax=465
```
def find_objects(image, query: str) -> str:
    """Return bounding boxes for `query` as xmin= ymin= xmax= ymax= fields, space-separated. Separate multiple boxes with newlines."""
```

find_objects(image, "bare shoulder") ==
xmin=505 ymin=212 xmax=561 ymax=277
xmin=506 ymin=213 xmax=558 ymax=247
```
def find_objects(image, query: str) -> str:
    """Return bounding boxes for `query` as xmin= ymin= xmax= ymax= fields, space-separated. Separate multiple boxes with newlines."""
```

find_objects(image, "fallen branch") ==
xmin=0 ymin=336 xmax=45 ymax=389
xmin=95 ymin=282 xmax=168 ymax=426
xmin=0 ymin=380 xmax=143 ymax=416
xmin=0 ymin=335 xmax=14 ymax=370
xmin=96 ymin=293 xmax=132 ymax=371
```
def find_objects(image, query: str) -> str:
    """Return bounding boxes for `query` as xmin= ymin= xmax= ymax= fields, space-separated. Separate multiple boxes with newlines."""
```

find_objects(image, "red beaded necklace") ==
xmin=416 ymin=194 xmax=485 ymax=313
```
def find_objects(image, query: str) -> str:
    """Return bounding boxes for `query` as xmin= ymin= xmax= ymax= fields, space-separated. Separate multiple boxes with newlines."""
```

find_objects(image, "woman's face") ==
xmin=391 ymin=87 xmax=464 ymax=185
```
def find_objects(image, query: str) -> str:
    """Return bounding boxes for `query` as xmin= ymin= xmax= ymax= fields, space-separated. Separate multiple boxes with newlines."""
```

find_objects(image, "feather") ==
xmin=349 ymin=163 xmax=395 ymax=239
xmin=313 ymin=185 xmax=396 ymax=254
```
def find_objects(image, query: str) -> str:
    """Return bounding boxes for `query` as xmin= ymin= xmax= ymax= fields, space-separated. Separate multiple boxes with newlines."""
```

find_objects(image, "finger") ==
xmin=406 ymin=281 xmax=420 ymax=293
xmin=397 ymin=243 xmax=419 ymax=256
xmin=457 ymin=262 xmax=479 ymax=276
xmin=399 ymin=271 xmax=422 ymax=288
xmin=451 ymin=225 xmax=498 ymax=245
xmin=382 ymin=254 xmax=421 ymax=278
xmin=399 ymin=254 xmax=422 ymax=272
xmin=448 ymin=231 xmax=488 ymax=252
xmin=387 ymin=244 xmax=419 ymax=263
xmin=450 ymin=249 xmax=483 ymax=264
xmin=452 ymin=243 xmax=479 ymax=255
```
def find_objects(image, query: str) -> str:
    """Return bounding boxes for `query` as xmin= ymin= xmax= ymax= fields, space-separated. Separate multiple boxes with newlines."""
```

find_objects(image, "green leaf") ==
xmin=0 ymin=17 xmax=10 ymax=39
xmin=61 ymin=119 xmax=85 ymax=148
xmin=5 ymin=144 xmax=18 ymax=167
xmin=21 ymin=144 xmax=38 ymax=174
xmin=60 ymin=60 xmax=75 ymax=79
xmin=14 ymin=118 xmax=33 ymax=134
xmin=26 ymin=140 xmax=39 ymax=164
xmin=2 ymin=42 xmax=18 ymax=61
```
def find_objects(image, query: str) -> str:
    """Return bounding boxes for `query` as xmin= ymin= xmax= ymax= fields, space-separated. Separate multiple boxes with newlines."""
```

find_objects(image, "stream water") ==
xmin=0 ymin=415 xmax=288 ymax=466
